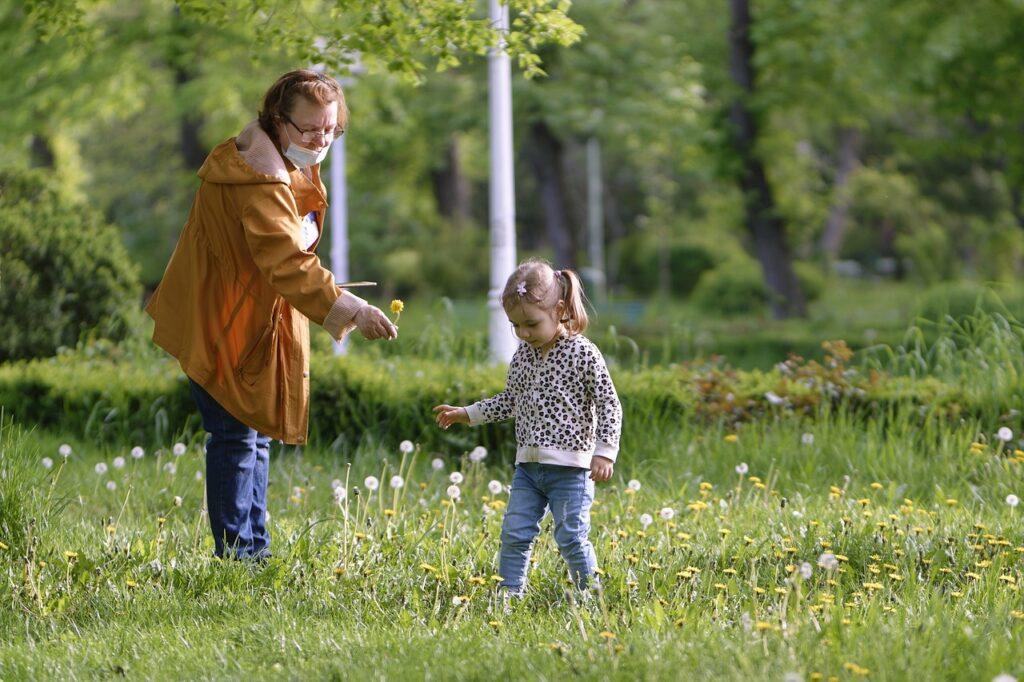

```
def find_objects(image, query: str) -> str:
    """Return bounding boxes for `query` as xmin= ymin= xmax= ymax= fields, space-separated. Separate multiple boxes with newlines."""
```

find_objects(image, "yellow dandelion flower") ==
xmin=999 ymin=575 xmax=1016 ymax=584
xmin=870 ymin=482 xmax=883 ymax=490
xmin=724 ymin=434 xmax=739 ymax=443
xmin=599 ymin=631 xmax=616 ymax=640
xmin=774 ymin=587 xmax=788 ymax=595
xmin=1010 ymin=610 xmax=1024 ymax=619
xmin=469 ymin=576 xmax=486 ymax=586
xmin=63 ymin=550 xmax=78 ymax=560
xmin=755 ymin=621 xmax=774 ymax=631
xmin=390 ymin=299 xmax=404 ymax=324
xmin=0 ymin=541 xmax=7 ymax=550
xmin=714 ymin=583 xmax=728 ymax=590
xmin=333 ymin=566 xmax=345 ymax=576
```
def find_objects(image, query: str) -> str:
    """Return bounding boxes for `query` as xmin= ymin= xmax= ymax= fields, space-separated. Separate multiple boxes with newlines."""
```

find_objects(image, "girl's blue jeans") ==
xmin=499 ymin=462 xmax=598 ymax=594
xmin=189 ymin=379 xmax=271 ymax=560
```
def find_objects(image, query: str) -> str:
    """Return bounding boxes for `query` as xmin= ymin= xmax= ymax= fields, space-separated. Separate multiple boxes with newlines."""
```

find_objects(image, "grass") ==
xmin=4 ymin=285 xmax=1024 ymax=679
xmin=2 ymin=401 xmax=1023 ymax=680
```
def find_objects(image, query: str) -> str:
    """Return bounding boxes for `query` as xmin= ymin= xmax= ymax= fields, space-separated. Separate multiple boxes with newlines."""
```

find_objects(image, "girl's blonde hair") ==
xmin=501 ymin=258 xmax=590 ymax=335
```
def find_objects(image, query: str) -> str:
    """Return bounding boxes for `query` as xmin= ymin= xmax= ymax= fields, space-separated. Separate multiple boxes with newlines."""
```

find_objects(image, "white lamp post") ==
xmin=488 ymin=0 xmax=518 ymax=364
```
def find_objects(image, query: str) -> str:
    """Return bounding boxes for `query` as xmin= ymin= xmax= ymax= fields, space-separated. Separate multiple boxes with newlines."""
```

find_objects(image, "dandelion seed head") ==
xmin=431 ymin=458 xmax=445 ymax=471
xmin=364 ymin=476 xmax=379 ymax=491
xmin=399 ymin=440 xmax=415 ymax=454
xmin=627 ymin=479 xmax=641 ymax=492
xmin=449 ymin=471 xmax=464 ymax=485
xmin=801 ymin=433 xmax=815 ymax=445
xmin=94 ymin=462 xmax=108 ymax=475
xmin=1007 ymin=494 xmax=1019 ymax=508
xmin=818 ymin=552 xmax=839 ymax=570
xmin=106 ymin=480 xmax=117 ymax=491
xmin=659 ymin=507 xmax=675 ymax=521
xmin=163 ymin=462 xmax=177 ymax=475
xmin=131 ymin=446 xmax=145 ymax=459
xmin=639 ymin=513 xmax=653 ymax=528
xmin=469 ymin=446 xmax=488 ymax=462
xmin=446 ymin=484 xmax=461 ymax=500
xmin=58 ymin=444 xmax=72 ymax=458
xmin=390 ymin=475 xmax=405 ymax=489
xmin=488 ymin=480 xmax=503 ymax=495
xmin=997 ymin=427 xmax=1014 ymax=442
xmin=172 ymin=442 xmax=187 ymax=456
xmin=112 ymin=456 xmax=125 ymax=469
xmin=735 ymin=462 xmax=749 ymax=475
xmin=41 ymin=457 xmax=53 ymax=470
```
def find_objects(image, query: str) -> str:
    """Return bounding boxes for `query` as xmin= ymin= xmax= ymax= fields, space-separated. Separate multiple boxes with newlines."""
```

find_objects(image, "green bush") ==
xmin=0 ymin=168 xmax=141 ymax=361
xmin=691 ymin=259 xmax=768 ymax=314
xmin=616 ymin=234 xmax=717 ymax=297
xmin=692 ymin=259 xmax=826 ymax=316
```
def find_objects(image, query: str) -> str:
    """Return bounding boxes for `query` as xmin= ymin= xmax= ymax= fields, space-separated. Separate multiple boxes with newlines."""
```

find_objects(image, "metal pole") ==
xmin=488 ymin=0 xmax=518 ymax=364
xmin=329 ymin=133 xmax=350 ymax=356
xmin=586 ymin=136 xmax=606 ymax=301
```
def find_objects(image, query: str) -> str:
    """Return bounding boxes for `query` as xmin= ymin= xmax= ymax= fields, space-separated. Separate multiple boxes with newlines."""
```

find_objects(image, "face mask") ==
xmin=283 ymin=141 xmax=329 ymax=169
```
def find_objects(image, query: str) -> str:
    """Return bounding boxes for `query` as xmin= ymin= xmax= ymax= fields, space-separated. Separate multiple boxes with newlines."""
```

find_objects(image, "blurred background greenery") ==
xmin=5 ymin=0 xmax=1024 ymax=369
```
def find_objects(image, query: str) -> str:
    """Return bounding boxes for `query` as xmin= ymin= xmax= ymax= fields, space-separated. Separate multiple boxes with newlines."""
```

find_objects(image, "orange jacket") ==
xmin=145 ymin=121 xmax=365 ymax=444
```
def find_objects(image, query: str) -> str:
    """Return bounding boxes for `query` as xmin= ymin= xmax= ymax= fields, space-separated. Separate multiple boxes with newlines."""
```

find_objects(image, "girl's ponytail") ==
xmin=559 ymin=269 xmax=590 ymax=335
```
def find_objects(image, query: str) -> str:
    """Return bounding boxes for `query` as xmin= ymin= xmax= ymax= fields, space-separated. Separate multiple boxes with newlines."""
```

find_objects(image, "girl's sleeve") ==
xmin=464 ymin=347 xmax=521 ymax=426
xmin=584 ymin=343 xmax=623 ymax=461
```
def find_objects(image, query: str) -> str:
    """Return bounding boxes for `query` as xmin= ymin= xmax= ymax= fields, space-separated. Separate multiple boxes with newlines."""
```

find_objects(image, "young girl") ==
xmin=433 ymin=259 xmax=623 ymax=595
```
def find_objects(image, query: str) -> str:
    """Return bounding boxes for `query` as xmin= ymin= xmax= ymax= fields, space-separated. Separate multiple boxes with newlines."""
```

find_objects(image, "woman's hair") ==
xmin=257 ymin=69 xmax=349 ymax=139
xmin=501 ymin=258 xmax=590 ymax=335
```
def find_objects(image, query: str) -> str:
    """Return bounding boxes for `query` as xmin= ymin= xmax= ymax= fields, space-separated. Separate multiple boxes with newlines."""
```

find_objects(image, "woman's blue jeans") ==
xmin=499 ymin=462 xmax=598 ymax=594
xmin=189 ymin=379 xmax=271 ymax=560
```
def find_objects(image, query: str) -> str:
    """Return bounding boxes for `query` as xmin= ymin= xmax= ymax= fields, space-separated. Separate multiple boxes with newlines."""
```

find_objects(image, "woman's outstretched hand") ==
xmin=354 ymin=305 xmax=399 ymax=340
xmin=433 ymin=404 xmax=469 ymax=429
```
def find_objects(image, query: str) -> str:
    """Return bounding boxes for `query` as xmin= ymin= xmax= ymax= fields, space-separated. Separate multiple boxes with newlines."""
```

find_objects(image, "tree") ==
xmin=726 ymin=0 xmax=805 ymax=318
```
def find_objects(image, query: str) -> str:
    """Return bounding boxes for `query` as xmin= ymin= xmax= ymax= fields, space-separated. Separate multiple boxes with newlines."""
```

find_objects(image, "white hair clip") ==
xmin=516 ymin=281 xmax=527 ymax=296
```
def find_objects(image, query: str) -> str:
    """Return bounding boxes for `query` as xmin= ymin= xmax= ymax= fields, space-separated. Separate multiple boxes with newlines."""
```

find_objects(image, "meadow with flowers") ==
xmin=2 ymin=311 xmax=1024 ymax=680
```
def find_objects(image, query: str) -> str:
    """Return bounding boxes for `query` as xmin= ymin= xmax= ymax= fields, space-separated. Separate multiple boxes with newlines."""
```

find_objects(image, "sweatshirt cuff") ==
xmin=323 ymin=289 xmax=367 ymax=340
xmin=465 ymin=403 xmax=486 ymax=426
xmin=593 ymin=441 xmax=618 ymax=463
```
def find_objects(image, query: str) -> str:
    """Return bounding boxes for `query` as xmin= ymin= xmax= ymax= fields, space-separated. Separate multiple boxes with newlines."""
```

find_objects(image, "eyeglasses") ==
xmin=282 ymin=113 xmax=344 ymax=145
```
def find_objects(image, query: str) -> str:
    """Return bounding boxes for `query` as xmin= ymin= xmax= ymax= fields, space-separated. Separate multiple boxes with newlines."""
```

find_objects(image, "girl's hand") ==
xmin=433 ymin=404 xmax=469 ymax=429
xmin=590 ymin=456 xmax=614 ymax=482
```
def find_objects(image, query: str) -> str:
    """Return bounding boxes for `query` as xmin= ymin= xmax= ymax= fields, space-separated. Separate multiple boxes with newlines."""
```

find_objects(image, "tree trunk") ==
xmin=30 ymin=134 xmax=55 ymax=168
xmin=430 ymin=135 xmax=472 ymax=228
xmin=1010 ymin=184 xmax=1024 ymax=231
xmin=527 ymin=120 xmax=576 ymax=268
xmin=819 ymin=126 xmax=863 ymax=260
xmin=728 ymin=0 xmax=806 ymax=318
xmin=171 ymin=7 xmax=207 ymax=173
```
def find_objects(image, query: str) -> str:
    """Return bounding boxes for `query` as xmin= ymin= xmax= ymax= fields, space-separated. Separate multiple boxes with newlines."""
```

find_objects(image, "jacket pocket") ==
xmin=237 ymin=304 xmax=281 ymax=387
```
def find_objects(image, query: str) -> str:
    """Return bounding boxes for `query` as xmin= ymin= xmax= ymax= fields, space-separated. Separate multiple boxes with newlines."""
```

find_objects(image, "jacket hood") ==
xmin=198 ymin=120 xmax=291 ymax=185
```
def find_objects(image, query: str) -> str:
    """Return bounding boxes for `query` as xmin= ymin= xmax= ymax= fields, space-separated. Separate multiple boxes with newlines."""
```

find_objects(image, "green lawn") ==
xmin=2 ymin=402 xmax=1023 ymax=680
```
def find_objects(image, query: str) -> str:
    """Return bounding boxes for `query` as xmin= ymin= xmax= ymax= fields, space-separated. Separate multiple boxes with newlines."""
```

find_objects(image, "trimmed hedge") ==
xmin=0 ymin=344 xmax=998 ymax=458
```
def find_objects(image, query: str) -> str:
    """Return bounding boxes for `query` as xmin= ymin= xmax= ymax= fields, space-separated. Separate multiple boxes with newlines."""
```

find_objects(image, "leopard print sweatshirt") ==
xmin=465 ymin=333 xmax=622 ymax=469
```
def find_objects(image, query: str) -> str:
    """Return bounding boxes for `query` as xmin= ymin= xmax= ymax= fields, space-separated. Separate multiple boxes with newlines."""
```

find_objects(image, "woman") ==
xmin=145 ymin=69 xmax=397 ymax=560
